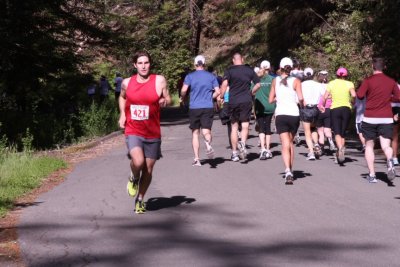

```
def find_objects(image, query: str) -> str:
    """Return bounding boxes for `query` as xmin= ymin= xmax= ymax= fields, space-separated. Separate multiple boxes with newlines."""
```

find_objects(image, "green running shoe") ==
xmin=127 ymin=172 xmax=139 ymax=198
xmin=135 ymin=200 xmax=146 ymax=214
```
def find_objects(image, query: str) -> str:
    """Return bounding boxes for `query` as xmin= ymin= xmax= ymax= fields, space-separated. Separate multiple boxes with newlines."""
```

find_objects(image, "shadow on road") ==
xmin=146 ymin=196 xmax=196 ymax=211
xmin=201 ymin=157 xmax=226 ymax=168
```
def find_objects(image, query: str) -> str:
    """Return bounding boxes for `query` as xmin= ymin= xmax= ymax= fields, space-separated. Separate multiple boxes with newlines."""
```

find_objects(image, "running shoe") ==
xmin=285 ymin=171 xmax=294 ymax=185
xmin=337 ymin=147 xmax=345 ymax=163
xmin=329 ymin=141 xmax=336 ymax=151
xmin=127 ymin=172 xmax=139 ymax=198
xmin=334 ymin=151 xmax=338 ymax=164
xmin=306 ymin=152 xmax=316 ymax=161
xmin=366 ymin=174 xmax=378 ymax=183
xmin=265 ymin=150 xmax=273 ymax=159
xmin=231 ymin=152 xmax=240 ymax=162
xmin=135 ymin=200 xmax=146 ymax=214
xmin=192 ymin=158 xmax=201 ymax=166
xmin=238 ymin=141 xmax=247 ymax=160
xmin=393 ymin=158 xmax=399 ymax=166
xmin=314 ymin=144 xmax=322 ymax=157
xmin=204 ymin=140 xmax=215 ymax=159
xmin=387 ymin=159 xmax=396 ymax=181
xmin=259 ymin=149 xmax=267 ymax=160
xmin=294 ymin=134 xmax=301 ymax=146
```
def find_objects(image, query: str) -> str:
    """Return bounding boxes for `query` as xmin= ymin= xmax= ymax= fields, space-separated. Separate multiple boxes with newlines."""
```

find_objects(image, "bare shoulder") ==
xmin=122 ymin=77 xmax=131 ymax=87
xmin=155 ymin=75 xmax=167 ymax=86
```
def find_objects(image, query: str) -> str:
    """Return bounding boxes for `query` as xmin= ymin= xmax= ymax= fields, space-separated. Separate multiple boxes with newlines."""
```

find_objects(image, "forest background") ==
xmin=1 ymin=0 xmax=399 ymax=149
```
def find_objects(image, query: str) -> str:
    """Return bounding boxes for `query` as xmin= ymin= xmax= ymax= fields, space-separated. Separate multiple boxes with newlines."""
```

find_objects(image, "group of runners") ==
xmin=117 ymin=50 xmax=399 ymax=214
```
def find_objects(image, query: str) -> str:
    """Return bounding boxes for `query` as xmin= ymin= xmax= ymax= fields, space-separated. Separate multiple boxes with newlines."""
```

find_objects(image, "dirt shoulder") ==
xmin=0 ymin=132 xmax=125 ymax=267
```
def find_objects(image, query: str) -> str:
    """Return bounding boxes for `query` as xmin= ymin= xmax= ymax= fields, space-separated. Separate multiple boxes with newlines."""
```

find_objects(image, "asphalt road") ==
xmin=18 ymin=108 xmax=400 ymax=267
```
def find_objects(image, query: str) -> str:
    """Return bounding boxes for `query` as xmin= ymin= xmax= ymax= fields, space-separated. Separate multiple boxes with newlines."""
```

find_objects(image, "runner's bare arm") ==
xmin=294 ymin=78 xmax=304 ymax=108
xmin=349 ymin=86 xmax=356 ymax=105
xmin=219 ymin=80 xmax=228 ymax=100
xmin=118 ymin=78 xmax=129 ymax=129
xmin=269 ymin=79 xmax=276 ymax=103
xmin=251 ymin=82 xmax=261 ymax=95
xmin=212 ymin=86 xmax=221 ymax=99
xmin=181 ymin=84 xmax=189 ymax=98
xmin=157 ymin=75 xmax=171 ymax=107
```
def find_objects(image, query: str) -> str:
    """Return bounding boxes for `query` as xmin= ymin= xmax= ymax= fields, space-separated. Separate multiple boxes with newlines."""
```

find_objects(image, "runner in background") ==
xmin=269 ymin=57 xmax=304 ymax=185
xmin=255 ymin=60 xmax=275 ymax=160
xmin=357 ymin=57 xmax=399 ymax=183
xmin=316 ymin=70 xmax=336 ymax=153
xmin=181 ymin=55 xmax=220 ymax=166
xmin=290 ymin=59 xmax=304 ymax=146
xmin=323 ymin=67 xmax=356 ymax=164
xmin=354 ymin=96 xmax=366 ymax=152
xmin=300 ymin=67 xmax=323 ymax=160
xmin=391 ymin=82 xmax=400 ymax=165
xmin=220 ymin=52 xmax=261 ymax=162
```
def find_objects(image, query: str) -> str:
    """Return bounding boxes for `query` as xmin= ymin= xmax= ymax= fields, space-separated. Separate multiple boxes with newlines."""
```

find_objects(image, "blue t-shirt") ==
xmin=115 ymin=76 xmax=123 ymax=92
xmin=184 ymin=70 xmax=219 ymax=109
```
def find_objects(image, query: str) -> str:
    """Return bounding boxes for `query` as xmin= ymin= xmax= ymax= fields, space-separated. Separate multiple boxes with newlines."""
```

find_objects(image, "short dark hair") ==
xmin=133 ymin=51 xmax=152 ymax=64
xmin=372 ymin=57 xmax=385 ymax=71
xmin=232 ymin=51 xmax=242 ymax=59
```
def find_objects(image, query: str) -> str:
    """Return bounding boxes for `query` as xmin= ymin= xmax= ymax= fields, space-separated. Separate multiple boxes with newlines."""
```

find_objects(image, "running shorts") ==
xmin=189 ymin=108 xmax=214 ymax=130
xmin=300 ymin=105 xmax=319 ymax=124
xmin=256 ymin=114 xmax=274 ymax=135
xmin=360 ymin=122 xmax=393 ymax=141
xmin=315 ymin=108 xmax=331 ymax=128
xmin=275 ymin=115 xmax=300 ymax=135
xmin=126 ymin=135 xmax=162 ymax=160
xmin=228 ymin=101 xmax=252 ymax=123
xmin=330 ymin=106 xmax=351 ymax=137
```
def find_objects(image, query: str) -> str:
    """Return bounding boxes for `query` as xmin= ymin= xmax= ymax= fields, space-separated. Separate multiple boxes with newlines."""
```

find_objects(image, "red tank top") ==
xmin=124 ymin=74 xmax=161 ymax=138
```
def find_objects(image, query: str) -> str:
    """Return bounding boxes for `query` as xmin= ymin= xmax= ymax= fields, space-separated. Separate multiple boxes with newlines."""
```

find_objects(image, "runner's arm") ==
xmin=219 ymin=79 xmax=228 ymax=100
xmin=251 ymin=82 xmax=261 ymax=95
xmin=349 ymin=87 xmax=356 ymax=105
xmin=212 ymin=86 xmax=221 ymax=99
xmin=269 ymin=79 xmax=276 ymax=103
xmin=158 ymin=75 xmax=171 ymax=107
xmin=294 ymin=78 xmax=304 ymax=108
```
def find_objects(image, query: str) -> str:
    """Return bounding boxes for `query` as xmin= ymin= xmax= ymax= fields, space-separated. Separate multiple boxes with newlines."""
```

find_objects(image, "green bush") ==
xmin=78 ymin=98 xmax=119 ymax=139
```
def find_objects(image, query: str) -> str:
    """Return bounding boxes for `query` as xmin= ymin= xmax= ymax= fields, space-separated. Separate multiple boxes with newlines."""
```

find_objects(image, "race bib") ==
xmin=130 ymin=105 xmax=149 ymax=120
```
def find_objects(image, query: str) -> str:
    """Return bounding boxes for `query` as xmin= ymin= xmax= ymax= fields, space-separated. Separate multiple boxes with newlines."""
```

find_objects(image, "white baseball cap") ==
xmin=319 ymin=70 xmax=328 ymax=75
xmin=254 ymin=67 xmax=260 ymax=73
xmin=280 ymin=57 xmax=293 ymax=68
xmin=260 ymin=60 xmax=271 ymax=69
xmin=304 ymin=67 xmax=314 ymax=76
xmin=194 ymin=55 xmax=205 ymax=65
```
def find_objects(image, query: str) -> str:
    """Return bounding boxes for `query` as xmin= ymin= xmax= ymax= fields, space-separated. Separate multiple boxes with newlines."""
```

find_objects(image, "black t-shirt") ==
xmin=223 ymin=65 xmax=260 ymax=104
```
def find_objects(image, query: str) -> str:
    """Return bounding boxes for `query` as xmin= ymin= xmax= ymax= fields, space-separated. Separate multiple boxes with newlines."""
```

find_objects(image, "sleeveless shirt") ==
xmin=124 ymin=74 xmax=161 ymax=138
xmin=274 ymin=76 xmax=299 ymax=116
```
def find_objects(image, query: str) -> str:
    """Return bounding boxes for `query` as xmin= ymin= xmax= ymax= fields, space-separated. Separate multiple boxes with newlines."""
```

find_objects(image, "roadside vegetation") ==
xmin=0 ymin=130 xmax=67 ymax=217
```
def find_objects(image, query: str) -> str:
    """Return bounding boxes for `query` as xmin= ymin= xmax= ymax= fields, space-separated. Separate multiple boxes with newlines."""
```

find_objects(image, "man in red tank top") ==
xmin=118 ymin=51 xmax=171 ymax=214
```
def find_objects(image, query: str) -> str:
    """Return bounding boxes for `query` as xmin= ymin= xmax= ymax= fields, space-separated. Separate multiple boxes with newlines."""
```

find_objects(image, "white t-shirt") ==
xmin=275 ymin=76 xmax=299 ymax=116
xmin=301 ymin=80 xmax=323 ymax=105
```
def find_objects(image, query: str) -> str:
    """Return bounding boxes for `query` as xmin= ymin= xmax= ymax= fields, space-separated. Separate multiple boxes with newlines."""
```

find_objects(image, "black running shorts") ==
xmin=189 ymin=108 xmax=214 ymax=130
xmin=228 ymin=101 xmax=252 ymax=123
xmin=315 ymin=108 xmax=331 ymax=128
xmin=360 ymin=122 xmax=393 ymax=141
xmin=275 ymin=115 xmax=300 ymax=135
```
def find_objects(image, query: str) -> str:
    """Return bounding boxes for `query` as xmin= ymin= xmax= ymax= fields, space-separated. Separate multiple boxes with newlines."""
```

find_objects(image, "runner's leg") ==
xmin=192 ymin=129 xmax=200 ymax=160
xmin=365 ymin=140 xmax=375 ymax=175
